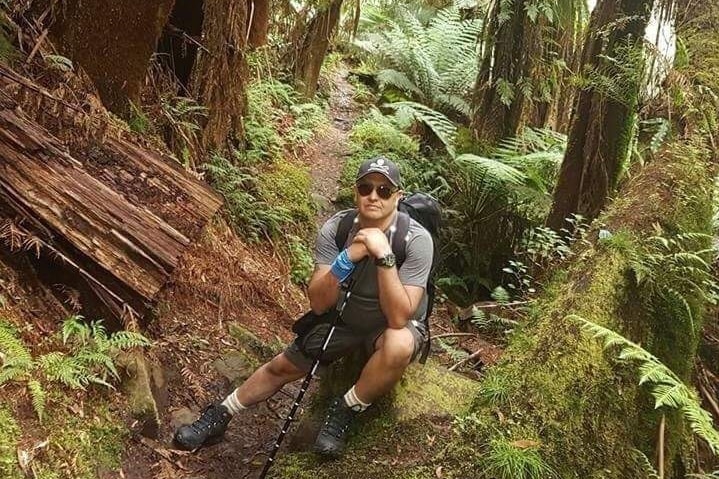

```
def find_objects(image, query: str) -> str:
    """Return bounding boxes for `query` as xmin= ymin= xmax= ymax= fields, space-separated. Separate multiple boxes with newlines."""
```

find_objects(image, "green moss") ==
xmin=257 ymin=157 xmax=315 ymax=234
xmin=271 ymin=363 xmax=480 ymax=478
xmin=35 ymin=400 xmax=127 ymax=479
xmin=0 ymin=406 xmax=21 ymax=479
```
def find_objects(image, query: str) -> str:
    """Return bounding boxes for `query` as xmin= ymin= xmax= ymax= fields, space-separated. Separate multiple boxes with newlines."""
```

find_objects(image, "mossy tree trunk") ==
xmin=470 ymin=0 xmax=543 ymax=147
xmin=192 ymin=0 xmax=249 ymax=154
xmin=292 ymin=0 xmax=343 ymax=99
xmin=247 ymin=0 xmax=270 ymax=49
xmin=50 ymin=0 xmax=175 ymax=116
xmin=546 ymin=0 xmax=654 ymax=231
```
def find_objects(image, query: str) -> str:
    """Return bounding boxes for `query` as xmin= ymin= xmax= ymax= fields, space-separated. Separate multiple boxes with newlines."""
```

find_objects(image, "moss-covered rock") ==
xmin=270 ymin=361 xmax=481 ymax=478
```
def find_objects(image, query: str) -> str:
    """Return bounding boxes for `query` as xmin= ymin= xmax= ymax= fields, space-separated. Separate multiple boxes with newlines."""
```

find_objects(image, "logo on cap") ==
xmin=368 ymin=158 xmax=389 ymax=174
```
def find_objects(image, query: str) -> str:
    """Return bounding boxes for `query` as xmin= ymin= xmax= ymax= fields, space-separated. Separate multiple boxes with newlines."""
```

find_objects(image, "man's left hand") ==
xmin=353 ymin=228 xmax=392 ymax=259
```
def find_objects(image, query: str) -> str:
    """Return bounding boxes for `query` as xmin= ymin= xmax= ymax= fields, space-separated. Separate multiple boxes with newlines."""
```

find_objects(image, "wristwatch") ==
xmin=375 ymin=253 xmax=397 ymax=268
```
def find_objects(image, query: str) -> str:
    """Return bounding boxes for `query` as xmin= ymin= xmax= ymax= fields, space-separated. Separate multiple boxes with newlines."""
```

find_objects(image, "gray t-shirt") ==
xmin=314 ymin=210 xmax=433 ymax=333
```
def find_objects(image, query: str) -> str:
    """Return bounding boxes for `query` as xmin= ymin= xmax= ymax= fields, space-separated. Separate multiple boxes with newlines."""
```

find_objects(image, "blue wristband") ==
xmin=330 ymin=249 xmax=355 ymax=282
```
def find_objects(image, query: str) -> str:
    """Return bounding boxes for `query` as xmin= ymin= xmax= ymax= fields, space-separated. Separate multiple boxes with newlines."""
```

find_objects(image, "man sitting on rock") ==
xmin=174 ymin=157 xmax=433 ymax=457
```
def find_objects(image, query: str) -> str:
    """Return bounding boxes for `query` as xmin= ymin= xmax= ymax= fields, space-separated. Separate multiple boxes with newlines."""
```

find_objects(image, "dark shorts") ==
xmin=284 ymin=321 xmax=427 ymax=374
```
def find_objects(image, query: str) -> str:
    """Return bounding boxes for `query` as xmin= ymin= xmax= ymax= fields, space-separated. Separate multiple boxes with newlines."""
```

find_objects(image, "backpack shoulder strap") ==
xmin=334 ymin=210 xmax=358 ymax=252
xmin=391 ymin=211 xmax=411 ymax=268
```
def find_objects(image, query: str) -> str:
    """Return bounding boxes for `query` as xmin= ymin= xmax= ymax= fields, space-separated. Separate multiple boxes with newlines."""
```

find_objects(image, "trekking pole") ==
xmin=258 ymin=267 xmax=362 ymax=479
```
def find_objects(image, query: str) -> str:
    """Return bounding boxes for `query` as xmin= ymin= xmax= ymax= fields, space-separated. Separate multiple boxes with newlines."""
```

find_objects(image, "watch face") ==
xmin=377 ymin=253 xmax=396 ymax=267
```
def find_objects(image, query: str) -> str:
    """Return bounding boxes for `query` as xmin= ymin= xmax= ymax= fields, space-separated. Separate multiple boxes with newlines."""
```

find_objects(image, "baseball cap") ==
xmin=355 ymin=156 xmax=402 ymax=187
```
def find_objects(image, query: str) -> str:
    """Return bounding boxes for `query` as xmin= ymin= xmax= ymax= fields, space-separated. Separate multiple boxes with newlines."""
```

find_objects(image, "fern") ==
xmin=628 ymin=231 xmax=718 ymax=336
xmin=356 ymin=3 xmax=481 ymax=122
xmin=27 ymin=379 xmax=46 ymax=422
xmin=571 ymin=315 xmax=719 ymax=454
xmin=631 ymin=449 xmax=659 ymax=479
xmin=388 ymin=101 xmax=457 ymax=155
xmin=0 ymin=321 xmax=33 ymax=384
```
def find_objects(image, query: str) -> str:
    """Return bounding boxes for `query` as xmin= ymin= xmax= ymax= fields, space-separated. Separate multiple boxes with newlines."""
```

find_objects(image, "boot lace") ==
xmin=192 ymin=404 xmax=228 ymax=433
xmin=322 ymin=399 xmax=354 ymax=439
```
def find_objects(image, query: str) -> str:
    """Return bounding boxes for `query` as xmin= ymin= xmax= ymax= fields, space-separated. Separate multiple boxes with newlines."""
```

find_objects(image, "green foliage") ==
xmin=476 ymin=368 xmax=515 ymax=406
xmin=631 ymin=449 xmax=659 ymax=479
xmin=357 ymin=3 xmax=480 ymax=120
xmin=572 ymin=315 xmax=719 ymax=454
xmin=577 ymin=39 xmax=647 ymax=107
xmin=478 ymin=437 xmax=556 ymax=479
xmin=0 ymin=406 xmax=21 ymax=479
xmin=127 ymin=102 xmax=151 ymax=134
xmin=242 ymin=78 xmax=328 ymax=165
xmin=355 ymin=2 xmax=481 ymax=153
xmin=205 ymin=154 xmax=294 ymax=241
xmin=43 ymin=54 xmax=74 ymax=72
xmin=288 ymin=235 xmax=314 ymax=285
xmin=440 ymin=128 xmax=565 ymax=304
xmin=0 ymin=316 xmax=150 ymax=421
xmin=0 ymin=8 xmax=18 ymax=64
xmin=256 ymin=158 xmax=314 ymax=231
xmin=627 ymin=231 xmax=718 ymax=336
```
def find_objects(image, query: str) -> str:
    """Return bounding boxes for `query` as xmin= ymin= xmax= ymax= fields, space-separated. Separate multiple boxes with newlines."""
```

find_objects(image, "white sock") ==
xmin=343 ymin=385 xmax=371 ymax=412
xmin=221 ymin=389 xmax=247 ymax=416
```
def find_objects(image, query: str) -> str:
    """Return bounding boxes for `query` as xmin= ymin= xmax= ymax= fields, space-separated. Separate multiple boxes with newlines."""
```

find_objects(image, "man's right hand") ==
xmin=347 ymin=241 xmax=369 ymax=263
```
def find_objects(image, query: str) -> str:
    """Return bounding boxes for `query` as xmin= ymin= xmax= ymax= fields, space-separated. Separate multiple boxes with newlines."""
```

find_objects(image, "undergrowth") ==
xmin=0 ymin=315 xmax=149 ymax=421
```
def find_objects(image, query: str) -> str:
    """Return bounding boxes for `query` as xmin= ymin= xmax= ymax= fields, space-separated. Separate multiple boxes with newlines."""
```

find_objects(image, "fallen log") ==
xmin=0 ymin=105 xmax=222 ymax=322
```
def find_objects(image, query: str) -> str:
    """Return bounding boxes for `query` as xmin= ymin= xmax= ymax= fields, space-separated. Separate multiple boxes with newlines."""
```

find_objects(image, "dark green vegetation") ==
xmin=1 ymin=0 xmax=718 ymax=478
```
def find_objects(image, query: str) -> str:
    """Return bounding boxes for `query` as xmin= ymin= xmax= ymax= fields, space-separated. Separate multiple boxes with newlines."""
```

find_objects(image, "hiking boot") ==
xmin=174 ymin=403 xmax=231 ymax=450
xmin=313 ymin=397 xmax=359 ymax=458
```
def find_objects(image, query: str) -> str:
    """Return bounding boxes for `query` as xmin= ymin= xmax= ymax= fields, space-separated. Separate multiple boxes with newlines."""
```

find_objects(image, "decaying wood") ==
xmin=0 ymin=105 xmax=222 ymax=321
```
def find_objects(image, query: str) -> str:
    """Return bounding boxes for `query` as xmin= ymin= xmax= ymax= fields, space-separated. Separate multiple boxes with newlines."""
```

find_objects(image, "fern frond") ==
xmin=570 ymin=315 xmax=719 ymax=455
xmin=455 ymin=154 xmax=527 ymax=187
xmin=387 ymin=101 xmax=457 ymax=154
xmin=108 ymin=331 xmax=151 ymax=350
xmin=27 ymin=379 xmax=46 ymax=422
xmin=0 ymin=321 xmax=33 ymax=383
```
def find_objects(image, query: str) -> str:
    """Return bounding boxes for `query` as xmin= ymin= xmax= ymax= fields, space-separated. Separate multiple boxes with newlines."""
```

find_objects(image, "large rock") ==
xmin=271 ymin=361 xmax=480 ymax=478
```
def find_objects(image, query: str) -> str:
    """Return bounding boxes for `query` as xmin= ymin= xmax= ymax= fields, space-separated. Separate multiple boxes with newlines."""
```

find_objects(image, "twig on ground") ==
xmin=432 ymin=332 xmax=477 ymax=340
xmin=448 ymin=349 xmax=483 ymax=372
xmin=137 ymin=436 xmax=190 ymax=471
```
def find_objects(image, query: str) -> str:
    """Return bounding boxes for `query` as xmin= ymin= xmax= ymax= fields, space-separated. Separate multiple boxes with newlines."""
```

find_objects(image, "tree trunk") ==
xmin=293 ymin=0 xmax=343 ymax=99
xmin=246 ymin=0 xmax=269 ymax=49
xmin=471 ymin=0 xmax=543 ymax=146
xmin=0 ymin=74 xmax=222 ymax=323
xmin=192 ymin=0 xmax=249 ymax=154
xmin=546 ymin=0 xmax=653 ymax=231
xmin=157 ymin=0 xmax=205 ymax=89
xmin=50 ymin=0 xmax=175 ymax=116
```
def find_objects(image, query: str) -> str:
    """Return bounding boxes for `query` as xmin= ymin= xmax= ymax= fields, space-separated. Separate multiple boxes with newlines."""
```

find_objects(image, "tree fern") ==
xmin=570 ymin=315 xmax=719 ymax=454
xmin=356 ymin=2 xmax=481 ymax=121
xmin=388 ymin=101 xmax=457 ymax=154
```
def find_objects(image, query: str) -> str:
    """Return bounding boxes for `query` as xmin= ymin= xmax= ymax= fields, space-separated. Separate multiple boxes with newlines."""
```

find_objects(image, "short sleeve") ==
xmin=313 ymin=212 xmax=344 ymax=265
xmin=398 ymin=227 xmax=433 ymax=288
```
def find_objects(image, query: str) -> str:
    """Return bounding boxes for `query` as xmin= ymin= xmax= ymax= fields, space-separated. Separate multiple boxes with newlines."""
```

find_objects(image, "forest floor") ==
xmin=114 ymin=67 xmax=504 ymax=479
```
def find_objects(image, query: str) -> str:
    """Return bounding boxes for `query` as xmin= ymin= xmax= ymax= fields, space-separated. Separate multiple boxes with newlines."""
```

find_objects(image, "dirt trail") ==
xmin=305 ymin=66 xmax=359 ymax=226
xmin=119 ymin=69 xmax=362 ymax=479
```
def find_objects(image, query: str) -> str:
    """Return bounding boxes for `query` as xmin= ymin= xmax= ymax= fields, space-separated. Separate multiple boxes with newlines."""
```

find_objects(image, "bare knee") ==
xmin=377 ymin=328 xmax=415 ymax=368
xmin=265 ymin=353 xmax=304 ymax=380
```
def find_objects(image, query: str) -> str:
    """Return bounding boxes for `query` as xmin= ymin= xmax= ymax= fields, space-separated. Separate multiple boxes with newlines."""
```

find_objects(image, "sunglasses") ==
xmin=356 ymin=182 xmax=398 ymax=200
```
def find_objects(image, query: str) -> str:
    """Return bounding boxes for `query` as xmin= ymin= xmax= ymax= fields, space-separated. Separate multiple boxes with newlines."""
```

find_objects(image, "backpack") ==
xmin=334 ymin=192 xmax=442 ymax=363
